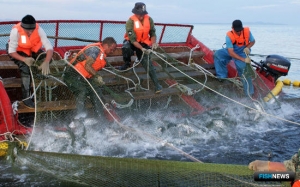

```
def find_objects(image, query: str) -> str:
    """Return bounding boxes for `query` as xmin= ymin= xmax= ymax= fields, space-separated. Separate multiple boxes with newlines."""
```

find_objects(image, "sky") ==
xmin=0 ymin=0 xmax=299 ymax=25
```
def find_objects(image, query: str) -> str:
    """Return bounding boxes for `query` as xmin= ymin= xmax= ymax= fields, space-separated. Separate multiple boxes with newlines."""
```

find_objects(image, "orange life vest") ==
xmin=70 ymin=43 xmax=106 ymax=78
xmin=13 ymin=23 xmax=42 ymax=56
xmin=124 ymin=14 xmax=152 ymax=45
xmin=227 ymin=27 xmax=250 ymax=47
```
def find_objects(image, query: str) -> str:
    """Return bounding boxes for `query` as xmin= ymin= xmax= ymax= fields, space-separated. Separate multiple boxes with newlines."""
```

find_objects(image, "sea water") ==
xmin=1 ymin=23 xmax=300 ymax=186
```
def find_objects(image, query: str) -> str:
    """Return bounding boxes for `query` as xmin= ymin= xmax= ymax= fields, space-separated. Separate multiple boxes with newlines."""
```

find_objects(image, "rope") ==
xmin=42 ymin=59 xmax=202 ymax=163
xmin=111 ymin=98 xmax=134 ymax=109
xmin=150 ymin=49 xmax=300 ymax=126
xmin=176 ymin=83 xmax=195 ymax=96
xmin=250 ymin=53 xmax=300 ymax=60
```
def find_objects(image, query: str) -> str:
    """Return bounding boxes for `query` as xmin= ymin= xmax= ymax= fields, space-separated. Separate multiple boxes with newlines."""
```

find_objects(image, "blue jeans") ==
xmin=214 ymin=48 xmax=254 ymax=95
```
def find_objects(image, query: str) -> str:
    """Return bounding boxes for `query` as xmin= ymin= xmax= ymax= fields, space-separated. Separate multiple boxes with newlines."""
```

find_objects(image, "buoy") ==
xmin=293 ymin=80 xmax=300 ymax=87
xmin=264 ymin=81 xmax=283 ymax=102
xmin=282 ymin=78 xmax=291 ymax=85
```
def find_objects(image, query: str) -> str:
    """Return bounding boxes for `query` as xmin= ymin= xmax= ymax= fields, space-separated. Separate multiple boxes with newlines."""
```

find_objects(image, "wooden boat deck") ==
xmin=1 ymin=50 xmax=214 ymax=114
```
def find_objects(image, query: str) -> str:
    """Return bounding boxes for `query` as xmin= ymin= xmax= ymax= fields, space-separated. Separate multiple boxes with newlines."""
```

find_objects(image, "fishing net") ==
xmin=0 ymin=20 xmax=290 ymax=186
xmin=1 ymin=142 xmax=286 ymax=187
xmin=9 ymin=45 xmax=284 ymax=186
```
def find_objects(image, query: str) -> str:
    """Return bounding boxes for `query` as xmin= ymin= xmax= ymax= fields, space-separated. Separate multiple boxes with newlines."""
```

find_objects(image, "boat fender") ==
xmin=263 ymin=80 xmax=283 ymax=102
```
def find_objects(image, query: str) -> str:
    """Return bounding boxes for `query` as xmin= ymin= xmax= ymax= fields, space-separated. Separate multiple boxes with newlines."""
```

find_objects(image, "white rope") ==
xmin=188 ymin=44 xmax=200 ymax=66
xmin=163 ymin=96 xmax=172 ymax=109
xmin=12 ymin=101 xmax=19 ymax=115
xmin=176 ymin=83 xmax=195 ymax=96
xmin=151 ymin=50 xmax=300 ymax=126
xmin=111 ymin=99 xmax=134 ymax=109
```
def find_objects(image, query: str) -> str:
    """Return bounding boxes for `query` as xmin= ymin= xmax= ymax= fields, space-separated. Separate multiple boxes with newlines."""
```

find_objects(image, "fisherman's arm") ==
xmin=149 ymin=17 xmax=157 ymax=44
xmin=38 ymin=27 xmax=53 ymax=63
xmin=8 ymin=28 xmax=26 ymax=61
xmin=226 ymin=36 xmax=249 ymax=62
xmin=84 ymin=47 xmax=100 ymax=76
xmin=246 ymin=32 xmax=255 ymax=49
xmin=85 ymin=57 xmax=97 ymax=76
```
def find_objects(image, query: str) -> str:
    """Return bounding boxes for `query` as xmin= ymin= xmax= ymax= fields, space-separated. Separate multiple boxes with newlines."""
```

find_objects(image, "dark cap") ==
xmin=21 ymin=15 xmax=36 ymax=30
xmin=232 ymin=20 xmax=243 ymax=32
xmin=132 ymin=2 xmax=148 ymax=15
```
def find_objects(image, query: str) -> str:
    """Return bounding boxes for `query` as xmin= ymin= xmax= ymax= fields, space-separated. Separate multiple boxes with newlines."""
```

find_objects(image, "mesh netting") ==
xmin=14 ymin=46 xmax=283 ymax=186
xmin=13 ymin=147 xmax=288 ymax=187
xmin=0 ymin=20 xmax=288 ymax=186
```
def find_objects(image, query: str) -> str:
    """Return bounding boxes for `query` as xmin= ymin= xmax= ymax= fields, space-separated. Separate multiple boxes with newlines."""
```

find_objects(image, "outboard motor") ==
xmin=255 ymin=55 xmax=291 ymax=81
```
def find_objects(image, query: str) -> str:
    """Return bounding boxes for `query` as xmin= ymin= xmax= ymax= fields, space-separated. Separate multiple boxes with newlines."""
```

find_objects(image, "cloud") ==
xmin=241 ymin=4 xmax=279 ymax=9
xmin=290 ymin=0 xmax=300 ymax=4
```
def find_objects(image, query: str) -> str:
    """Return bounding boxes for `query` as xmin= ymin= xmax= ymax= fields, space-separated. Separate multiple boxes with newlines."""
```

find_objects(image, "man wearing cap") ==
xmin=7 ymin=15 xmax=53 ymax=108
xmin=214 ymin=20 xmax=255 ymax=96
xmin=119 ymin=2 xmax=162 ymax=94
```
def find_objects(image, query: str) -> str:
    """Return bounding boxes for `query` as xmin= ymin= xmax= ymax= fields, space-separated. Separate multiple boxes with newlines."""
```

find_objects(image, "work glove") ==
xmin=243 ymin=47 xmax=250 ymax=55
xmin=38 ymin=61 xmax=50 ymax=75
xmin=244 ymin=57 xmax=251 ymax=64
xmin=94 ymin=74 xmax=105 ymax=86
xmin=152 ymin=43 xmax=159 ymax=50
xmin=23 ymin=57 xmax=35 ymax=66
xmin=141 ymin=48 xmax=151 ymax=55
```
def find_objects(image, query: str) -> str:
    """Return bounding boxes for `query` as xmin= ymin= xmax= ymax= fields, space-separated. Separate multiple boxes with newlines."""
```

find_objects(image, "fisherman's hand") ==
xmin=248 ymin=160 xmax=269 ymax=171
xmin=243 ymin=47 xmax=250 ymax=55
xmin=141 ymin=48 xmax=151 ymax=55
xmin=23 ymin=57 xmax=35 ymax=67
xmin=152 ymin=43 xmax=159 ymax=50
xmin=38 ymin=61 xmax=50 ymax=75
xmin=244 ymin=57 xmax=251 ymax=64
xmin=94 ymin=74 xmax=105 ymax=86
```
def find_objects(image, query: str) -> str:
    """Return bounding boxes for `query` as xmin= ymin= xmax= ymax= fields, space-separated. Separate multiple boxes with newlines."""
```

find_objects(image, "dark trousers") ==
xmin=10 ymin=50 xmax=44 ymax=100
xmin=122 ymin=40 xmax=160 ymax=89
xmin=64 ymin=67 xmax=104 ymax=117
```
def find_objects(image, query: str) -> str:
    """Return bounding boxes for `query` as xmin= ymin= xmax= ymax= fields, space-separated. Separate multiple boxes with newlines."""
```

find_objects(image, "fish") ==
xmin=212 ymin=120 xmax=225 ymax=129
xmin=248 ymin=102 xmax=264 ymax=121
xmin=45 ymin=129 xmax=71 ymax=139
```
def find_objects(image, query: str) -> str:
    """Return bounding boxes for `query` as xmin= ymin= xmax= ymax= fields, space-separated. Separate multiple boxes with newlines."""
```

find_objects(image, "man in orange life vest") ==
xmin=214 ymin=20 xmax=255 ymax=96
xmin=7 ymin=15 xmax=53 ymax=108
xmin=119 ymin=2 xmax=162 ymax=94
xmin=64 ymin=37 xmax=117 ymax=119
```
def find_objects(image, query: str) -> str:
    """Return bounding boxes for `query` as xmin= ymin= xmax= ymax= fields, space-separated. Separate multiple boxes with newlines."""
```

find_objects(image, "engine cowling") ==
xmin=260 ymin=55 xmax=291 ymax=80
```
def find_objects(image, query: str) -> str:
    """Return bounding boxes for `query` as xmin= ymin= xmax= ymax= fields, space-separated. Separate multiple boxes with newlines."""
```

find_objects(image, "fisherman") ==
xmin=64 ymin=37 xmax=117 ymax=119
xmin=119 ymin=2 xmax=162 ymax=94
xmin=249 ymin=149 xmax=300 ymax=186
xmin=7 ymin=14 xmax=53 ymax=108
xmin=214 ymin=20 xmax=255 ymax=96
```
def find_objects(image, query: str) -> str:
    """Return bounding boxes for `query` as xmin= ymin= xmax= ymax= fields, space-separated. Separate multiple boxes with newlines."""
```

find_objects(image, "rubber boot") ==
xmin=149 ymin=69 xmax=162 ymax=94
xmin=120 ymin=40 xmax=133 ymax=70
xmin=15 ymin=59 xmax=34 ymax=108
xmin=119 ymin=61 xmax=131 ymax=70
xmin=89 ymin=85 xmax=104 ymax=118
xmin=21 ymin=74 xmax=35 ymax=108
